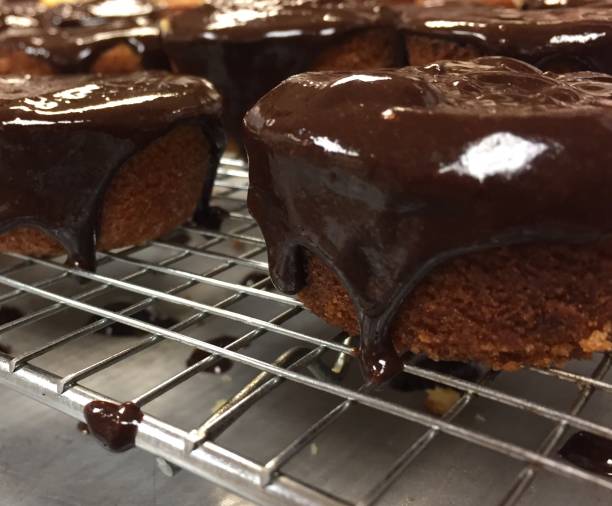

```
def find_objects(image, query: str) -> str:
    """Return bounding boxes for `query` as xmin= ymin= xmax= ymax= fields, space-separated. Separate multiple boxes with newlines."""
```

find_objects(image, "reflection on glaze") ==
xmin=245 ymin=57 xmax=612 ymax=381
xmin=162 ymin=0 xmax=402 ymax=141
xmin=399 ymin=4 xmax=612 ymax=73
xmin=439 ymin=132 xmax=553 ymax=182
xmin=165 ymin=0 xmax=391 ymax=41
xmin=39 ymin=0 xmax=156 ymax=29
xmin=0 ymin=72 xmax=224 ymax=270
xmin=312 ymin=136 xmax=359 ymax=157
xmin=88 ymin=0 xmax=155 ymax=19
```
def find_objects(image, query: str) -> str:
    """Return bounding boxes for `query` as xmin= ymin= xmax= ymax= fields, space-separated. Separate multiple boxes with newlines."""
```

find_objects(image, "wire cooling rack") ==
xmin=1 ymin=157 xmax=612 ymax=506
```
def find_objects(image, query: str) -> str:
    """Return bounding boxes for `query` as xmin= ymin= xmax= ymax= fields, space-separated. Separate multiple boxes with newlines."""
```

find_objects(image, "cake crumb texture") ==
xmin=299 ymin=242 xmax=612 ymax=370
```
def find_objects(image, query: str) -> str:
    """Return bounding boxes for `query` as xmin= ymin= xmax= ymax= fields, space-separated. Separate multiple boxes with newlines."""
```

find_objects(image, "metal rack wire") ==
xmin=1 ymin=157 xmax=612 ymax=505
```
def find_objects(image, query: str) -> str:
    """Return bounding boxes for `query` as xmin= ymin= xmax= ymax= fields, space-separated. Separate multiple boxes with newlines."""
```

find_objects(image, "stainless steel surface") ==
xmin=1 ymin=158 xmax=612 ymax=505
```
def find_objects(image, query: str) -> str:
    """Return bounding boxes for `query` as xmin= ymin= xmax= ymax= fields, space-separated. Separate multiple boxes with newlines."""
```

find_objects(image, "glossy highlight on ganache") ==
xmin=162 ymin=0 xmax=400 ymax=140
xmin=245 ymin=56 xmax=612 ymax=381
xmin=0 ymin=71 xmax=223 ymax=270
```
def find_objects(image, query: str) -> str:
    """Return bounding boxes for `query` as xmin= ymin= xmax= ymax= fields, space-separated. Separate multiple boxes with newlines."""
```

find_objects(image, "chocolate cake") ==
xmin=244 ymin=57 xmax=612 ymax=381
xmin=161 ymin=0 xmax=404 ymax=142
xmin=0 ymin=71 xmax=224 ymax=270
xmin=0 ymin=17 xmax=167 ymax=74
xmin=398 ymin=4 xmax=612 ymax=73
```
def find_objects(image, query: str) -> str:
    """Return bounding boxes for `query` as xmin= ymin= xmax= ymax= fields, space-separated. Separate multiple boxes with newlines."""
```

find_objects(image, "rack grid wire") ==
xmin=1 ymin=157 xmax=611 ymax=506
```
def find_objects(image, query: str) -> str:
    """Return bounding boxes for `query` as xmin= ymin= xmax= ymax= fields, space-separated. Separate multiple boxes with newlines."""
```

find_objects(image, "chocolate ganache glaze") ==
xmin=0 ymin=71 xmax=224 ymax=270
xmin=40 ymin=0 xmax=157 ymax=28
xmin=245 ymin=57 xmax=612 ymax=381
xmin=398 ymin=5 xmax=612 ymax=73
xmin=161 ymin=0 xmax=402 ymax=140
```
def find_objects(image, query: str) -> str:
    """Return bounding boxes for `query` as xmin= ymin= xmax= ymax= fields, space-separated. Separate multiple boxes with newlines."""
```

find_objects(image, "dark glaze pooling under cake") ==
xmin=245 ymin=57 xmax=612 ymax=381
xmin=161 ymin=0 xmax=402 ymax=139
xmin=0 ymin=71 xmax=224 ymax=270
xmin=398 ymin=5 xmax=612 ymax=73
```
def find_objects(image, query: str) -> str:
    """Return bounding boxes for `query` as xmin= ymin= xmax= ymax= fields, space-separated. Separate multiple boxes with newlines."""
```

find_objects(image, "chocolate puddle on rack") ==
xmin=84 ymin=400 xmax=143 ymax=452
xmin=91 ymin=302 xmax=178 ymax=337
xmin=186 ymin=336 xmax=236 ymax=374
xmin=559 ymin=431 xmax=612 ymax=477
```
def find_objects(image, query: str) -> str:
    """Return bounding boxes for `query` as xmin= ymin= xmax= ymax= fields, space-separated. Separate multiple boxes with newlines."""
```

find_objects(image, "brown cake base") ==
xmin=0 ymin=43 xmax=145 ymax=75
xmin=299 ymin=242 xmax=612 ymax=371
xmin=312 ymin=27 xmax=403 ymax=71
xmin=0 ymin=123 xmax=211 ymax=258
xmin=406 ymin=35 xmax=482 ymax=66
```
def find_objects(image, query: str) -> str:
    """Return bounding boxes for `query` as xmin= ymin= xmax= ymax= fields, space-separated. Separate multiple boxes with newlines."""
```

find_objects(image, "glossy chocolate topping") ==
xmin=399 ymin=5 xmax=612 ymax=73
xmin=0 ymin=17 xmax=168 ymax=72
xmin=245 ymin=57 xmax=612 ymax=381
xmin=40 ymin=0 xmax=157 ymax=28
xmin=0 ymin=71 xmax=224 ymax=270
xmin=162 ymin=0 xmax=401 ymax=140
xmin=164 ymin=0 xmax=392 ymax=42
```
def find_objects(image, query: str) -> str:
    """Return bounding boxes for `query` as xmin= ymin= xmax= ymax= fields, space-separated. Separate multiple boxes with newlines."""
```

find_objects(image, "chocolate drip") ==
xmin=84 ymin=400 xmax=143 ymax=452
xmin=0 ymin=72 xmax=224 ymax=270
xmin=398 ymin=5 xmax=612 ymax=73
xmin=195 ymin=205 xmax=229 ymax=230
xmin=0 ymin=305 xmax=23 ymax=325
xmin=90 ymin=302 xmax=179 ymax=336
xmin=186 ymin=336 xmax=235 ymax=374
xmin=559 ymin=431 xmax=612 ymax=476
xmin=161 ymin=0 xmax=402 ymax=141
xmin=245 ymin=57 xmax=612 ymax=381
xmin=77 ymin=421 xmax=90 ymax=434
